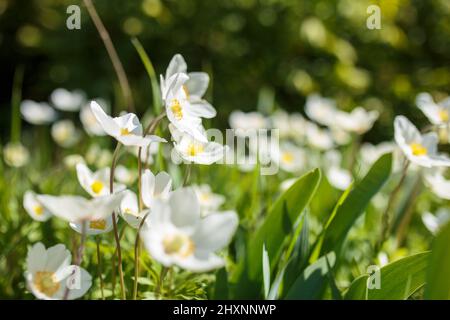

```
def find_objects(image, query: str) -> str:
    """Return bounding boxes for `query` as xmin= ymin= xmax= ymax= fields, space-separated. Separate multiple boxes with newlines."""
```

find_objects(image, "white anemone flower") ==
xmin=3 ymin=142 xmax=30 ymax=167
xmin=141 ymin=169 xmax=172 ymax=209
xmin=162 ymin=73 xmax=213 ymax=143
xmin=140 ymin=188 xmax=238 ymax=272
xmin=70 ymin=215 xmax=116 ymax=236
xmin=20 ymin=100 xmax=57 ymax=125
xmin=119 ymin=190 xmax=149 ymax=229
xmin=76 ymin=163 xmax=126 ymax=197
xmin=272 ymin=142 xmax=305 ymax=173
xmin=23 ymin=191 xmax=52 ymax=222
xmin=162 ymin=54 xmax=216 ymax=118
xmin=37 ymin=192 xmax=125 ymax=222
xmin=169 ymin=124 xmax=228 ymax=165
xmin=290 ymin=113 xmax=307 ymax=141
xmin=80 ymin=99 xmax=109 ymax=136
xmin=330 ymin=127 xmax=352 ymax=146
xmin=335 ymin=107 xmax=379 ymax=134
xmin=422 ymin=209 xmax=450 ymax=235
xmin=192 ymin=184 xmax=225 ymax=215
xmin=305 ymin=94 xmax=337 ymax=127
xmin=229 ymin=111 xmax=268 ymax=133
xmin=305 ymin=122 xmax=334 ymax=150
xmin=85 ymin=144 xmax=113 ymax=168
xmin=394 ymin=116 xmax=450 ymax=168
xmin=424 ymin=169 xmax=450 ymax=200
xmin=416 ymin=93 xmax=450 ymax=126
xmin=270 ymin=110 xmax=307 ymax=141
xmin=25 ymin=242 xmax=92 ymax=300
xmin=63 ymin=154 xmax=86 ymax=170
xmin=326 ymin=166 xmax=352 ymax=190
xmin=50 ymin=88 xmax=85 ymax=112
xmin=51 ymin=120 xmax=81 ymax=148
xmin=90 ymin=101 xmax=166 ymax=147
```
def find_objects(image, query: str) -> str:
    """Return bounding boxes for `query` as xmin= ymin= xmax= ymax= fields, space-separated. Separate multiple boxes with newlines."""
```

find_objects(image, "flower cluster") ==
xmin=21 ymin=54 xmax=237 ymax=300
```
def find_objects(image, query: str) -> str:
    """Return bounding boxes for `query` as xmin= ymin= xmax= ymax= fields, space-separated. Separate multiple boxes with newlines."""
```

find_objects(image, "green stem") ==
xmin=155 ymin=267 xmax=168 ymax=299
xmin=110 ymin=142 xmax=126 ymax=300
xmin=11 ymin=66 xmax=24 ymax=143
xmin=183 ymin=163 xmax=192 ymax=186
xmin=63 ymin=220 xmax=87 ymax=300
xmin=83 ymin=0 xmax=134 ymax=112
xmin=132 ymin=212 xmax=150 ymax=300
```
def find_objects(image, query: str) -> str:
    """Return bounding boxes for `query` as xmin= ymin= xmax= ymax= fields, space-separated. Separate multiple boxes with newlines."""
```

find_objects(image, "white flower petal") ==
xmin=176 ymin=251 xmax=224 ymax=273
xmin=26 ymin=242 xmax=47 ymax=274
xmin=169 ymin=188 xmax=200 ymax=229
xmin=193 ymin=211 xmax=238 ymax=252
xmin=90 ymin=101 xmax=120 ymax=137
xmin=165 ymin=54 xmax=187 ymax=80
xmin=44 ymin=244 xmax=71 ymax=272
xmin=186 ymin=72 xmax=209 ymax=98
xmin=20 ymin=100 xmax=57 ymax=125
xmin=23 ymin=191 xmax=52 ymax=222
xmin=188 ymin=99 xmax=217 ymax=118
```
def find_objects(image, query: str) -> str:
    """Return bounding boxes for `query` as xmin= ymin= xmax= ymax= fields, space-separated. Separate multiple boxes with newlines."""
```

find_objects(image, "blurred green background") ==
xmin=0 ymin=0 xmax=449 ymax=142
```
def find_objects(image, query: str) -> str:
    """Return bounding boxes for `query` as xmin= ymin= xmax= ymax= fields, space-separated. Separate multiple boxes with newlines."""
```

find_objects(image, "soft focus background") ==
xmin=1 ymin=0 xmax=450 ymax=300
xmin=1 ymin=0 xmax=449 ymax=142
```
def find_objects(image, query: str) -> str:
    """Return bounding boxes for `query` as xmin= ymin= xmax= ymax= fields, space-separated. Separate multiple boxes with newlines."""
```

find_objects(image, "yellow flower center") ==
xmin=282 ymin=152 xmax=294 ymax=163
xmin=439 ymin=109 xmax=449 ymax=122
xmin=187 ymin=142 xmax=204 ymax=156
xmin=410 ymin=143 xmax=427 ymax=156
xmin=91 ymin=180 xmax=104 ymax=194
xmin=170 ymin=99 xmax=183 ymax=120
xmin=89 ymin=219 xmax=107 ymax=230
xmin=120 ymin=128 xmax=131 ymax=136
xmin=33 ymin=271 xmax=60 ymax=297
xmin=33 ymin=205 xmax=44 ymax=216
xmin=162 ymin=234 xmax=195 ymax=258
xmin=200 ymin=193 xmax=210 ymax=202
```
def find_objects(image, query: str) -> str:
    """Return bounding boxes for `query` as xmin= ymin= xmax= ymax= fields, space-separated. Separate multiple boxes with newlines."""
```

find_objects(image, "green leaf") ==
xmin=325 ymin=254 xmax=342 ymax=300
xmin=131 ymin=38 xmax=162 ymax=114
xmin=281 ymin=211 xmax=309 ymax=296
xmin=213 ymin=268 xmax=229 ymax=300
xmin=285 ymin=252 xmax=336 ymax=300
xmin=425 ymin=222 xmax=450 ymax=299
xmin=344 ymin=252 xmax=430 ymax=300
xmin=313 ymin=153 xmax=392 ymax=259
xmin=231 ymin=169 xmax=321 ymax=299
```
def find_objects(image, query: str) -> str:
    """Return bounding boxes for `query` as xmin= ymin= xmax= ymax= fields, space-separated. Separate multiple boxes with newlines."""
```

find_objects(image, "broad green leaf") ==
xmin=131 ymin=38 xmax=162 ymax=114
xmin=285 ymin=252 xmax=336 ymax=300
xmin=281 ymin=211 xmax=309 ymax=296
xmin=325 ymin=254 xmax=342 ymax=300
xmin=231 ymin=169 xmax=321 ymax=299
xmin=313 ymin=153 xmax=392 ymax=259
xmin=344 ymin=252 xmax=430 ymax=300
xmin=213 ymin=268 xmax=229 ymax=300
xmin=425 ymin=222 xmax=450 ymax=299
